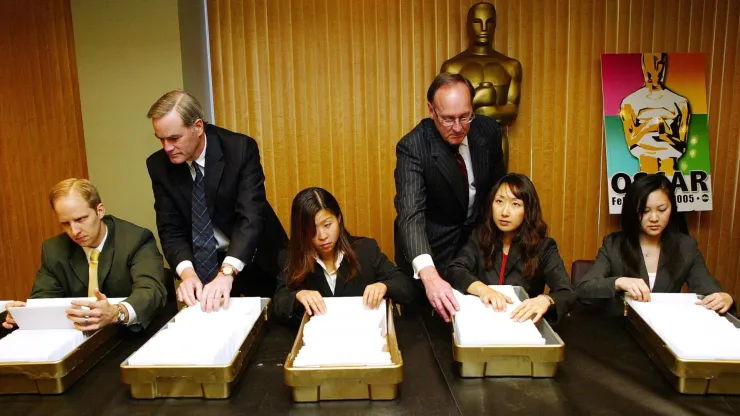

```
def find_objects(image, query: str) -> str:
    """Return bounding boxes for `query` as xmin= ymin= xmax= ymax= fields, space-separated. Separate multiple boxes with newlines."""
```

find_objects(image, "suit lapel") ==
xmin=69 ymin=242 xmax=89 ymax=289
xmin=333 ymin=262 xmax=348 ymax=296
xmin=467 ymin=127 xmax=488 ymax=201
xmin=310 ymin=263 xmax=335 ymax=297
xmin=429 ymin=125 xmax=467 ymax=211
xmin=204 ymin=126 xmax=225 ymax=217
xmin=97 ymin=217 xmax=115 ymax=290
xmin=637 ymin=256 xmax=650 ymax=286
xmin=651 ymin=248 xmax=670 ymax=292
xmin=170 ymin=162 xmax=192 ymax=207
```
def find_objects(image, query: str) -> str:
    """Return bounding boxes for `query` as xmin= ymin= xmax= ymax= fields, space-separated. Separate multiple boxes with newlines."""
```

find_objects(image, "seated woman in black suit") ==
xmin=274 ymin=187 xmax=416 ymax=322
xmin=577 ymin=174 xmax=734 ymax=314
xmin=447 ymin=173 xmax=575 ymax=324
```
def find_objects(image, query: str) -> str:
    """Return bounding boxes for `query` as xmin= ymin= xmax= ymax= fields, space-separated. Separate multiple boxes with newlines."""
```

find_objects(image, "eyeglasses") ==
xmin=432 ymin=107 xmax=475 ymax=127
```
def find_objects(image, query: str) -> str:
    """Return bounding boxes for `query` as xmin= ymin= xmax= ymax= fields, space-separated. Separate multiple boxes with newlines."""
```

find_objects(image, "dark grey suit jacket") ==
xmin=393 ymin=116 xmax=505 ymax=275
xmin=447 ymin=231 xmax=576 ymax=324
xmin=146 ymin=123 xmax=287 ymax=280
xmin=577 ymin=232 xmax=735 ymax=315
xmin=273 ymin=237 xmax=417 ymax=324
xmin=30 ymin=215 xmax=166 ymax=330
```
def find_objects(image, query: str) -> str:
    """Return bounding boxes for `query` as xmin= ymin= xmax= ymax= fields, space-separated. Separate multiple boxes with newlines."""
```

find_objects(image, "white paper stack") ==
xmin=453 ymin=285 xmax=546 ymax=346
xmin=292 ymin=297 xmax=392 ymax=367
xmin=626 ymin=293 xmax=740 ymax=360
xmin=9 ymin=297 xmax=127 ymax=330
xmin=127 ymin=297 xmax=262 ymax=366
xmin=0 ymin=329 xmax=86 ymax=362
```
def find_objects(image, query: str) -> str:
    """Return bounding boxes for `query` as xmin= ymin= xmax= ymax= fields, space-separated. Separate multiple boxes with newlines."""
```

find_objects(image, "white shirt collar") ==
xmin=187 ymin=133 xmax=208 ymax=171
xmin=315 ymin=251 xmax=344 ymax=274
xmin=82 ymin=223 xmax=108 ymax=263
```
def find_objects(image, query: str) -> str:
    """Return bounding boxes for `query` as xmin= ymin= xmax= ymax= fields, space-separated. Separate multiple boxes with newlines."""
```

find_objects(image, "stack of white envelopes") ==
xmin=626 ymin=293 xmax=740 ymax=360
xmin=453 ymin=285 xmax=546 ymax=346
xmin=292 ymin=297 xmax=392 ymax=367
xmin=0 ymin=297 xmax=126 ymax=363
xmin=127 ymin=298 xmax=262 ymax=366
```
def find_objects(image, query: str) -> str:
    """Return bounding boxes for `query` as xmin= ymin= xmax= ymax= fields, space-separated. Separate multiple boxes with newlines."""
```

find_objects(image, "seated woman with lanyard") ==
xmin=274 ymin=187 xmax=416 ymax=323
xmin=447 ymin=173 xmax=576 ymax=324
xmin=577 ymin=174 xmax=735 ymax=315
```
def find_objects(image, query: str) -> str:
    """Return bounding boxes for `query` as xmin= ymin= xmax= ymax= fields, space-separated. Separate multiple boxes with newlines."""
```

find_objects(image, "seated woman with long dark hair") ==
xmin=273 ymin=187 xmax=416 ymax=322
xmin=447 ymin=174 xmax=576 ymax=324
xmin=577 ymin=174 xmax=735 ymax=315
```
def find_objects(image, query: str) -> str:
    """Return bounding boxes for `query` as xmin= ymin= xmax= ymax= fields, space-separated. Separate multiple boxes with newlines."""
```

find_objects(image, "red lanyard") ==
xmin=498 ymin=253 xmax=508 ymax=285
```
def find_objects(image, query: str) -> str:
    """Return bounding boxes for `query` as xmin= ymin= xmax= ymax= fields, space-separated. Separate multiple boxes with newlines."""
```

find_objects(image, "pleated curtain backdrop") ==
xmin=207 ymin=0 xmax=740 ymax=300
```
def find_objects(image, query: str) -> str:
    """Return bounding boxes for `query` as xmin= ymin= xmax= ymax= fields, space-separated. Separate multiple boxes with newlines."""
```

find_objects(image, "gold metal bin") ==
xmin=120 ymin=298 xmax=271 ymax=399
xmin=452 ymin=286 xmax=565 ymax=378
xmin=625 ymin=301 xmax=740 ymax=395
xmin=283 ymin=301 xmax=403 ymax=402
xmin=0 ymin=324 xmax=123 ymax=394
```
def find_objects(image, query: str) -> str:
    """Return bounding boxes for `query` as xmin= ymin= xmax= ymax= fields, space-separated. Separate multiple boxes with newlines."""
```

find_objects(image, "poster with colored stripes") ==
xmin=601 ymin=53 xmax=712 ymax=214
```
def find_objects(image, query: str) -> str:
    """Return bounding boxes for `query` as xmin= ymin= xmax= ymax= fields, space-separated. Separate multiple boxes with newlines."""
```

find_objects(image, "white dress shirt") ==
xmin=315 ymin=252 xmax=344 ymax=294
xmin=412 ymin=136 xmax=476 ymax=279
xmin=82 ymin=226 xmax=138 ymax=326
xmin=648 ymin=272 xmax=657 ymax=290
xmin=175 ymin=134 xmax=246 ymax=277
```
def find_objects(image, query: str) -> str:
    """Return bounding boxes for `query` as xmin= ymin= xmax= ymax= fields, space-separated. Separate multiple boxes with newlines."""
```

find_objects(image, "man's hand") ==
xmin=177 ymin=268 xmax=203 ymax=306
xmin=419 ymin=266 xmax=459 ymax=322
xmin=698 ymin=292 xmax=734 ymax=314
xmin=615 ymin=277 xmax=651 ymax=302
xmin=296 ymin=290 xmax=326 ymax=316
xmin=363 ymin=283 xmax=387 ymax=309
xmin=2 ymin=301 xmax=25 ymax=329
xmin=67 ymin=289 xmax=117 ymax=331
xmin=200 ymin=273 xmax=234 ymax=312
xmin=510 ymin=295 xmax=552 ymax=323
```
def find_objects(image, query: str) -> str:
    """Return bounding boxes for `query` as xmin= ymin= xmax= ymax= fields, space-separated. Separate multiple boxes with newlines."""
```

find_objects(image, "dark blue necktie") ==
xmin=191 ymin=164 xmax=218 ymax=283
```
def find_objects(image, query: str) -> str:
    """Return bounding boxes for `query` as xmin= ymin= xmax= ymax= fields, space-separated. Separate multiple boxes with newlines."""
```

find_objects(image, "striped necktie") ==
xmin=191 ymin=164 xmax=219 ymax=283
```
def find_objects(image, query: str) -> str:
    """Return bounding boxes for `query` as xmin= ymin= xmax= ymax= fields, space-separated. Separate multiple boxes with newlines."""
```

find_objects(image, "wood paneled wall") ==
xmin=0 ymin=1 xmax=87 ymax=300
xmin=207 ymin=0 xmax=740 ymax=300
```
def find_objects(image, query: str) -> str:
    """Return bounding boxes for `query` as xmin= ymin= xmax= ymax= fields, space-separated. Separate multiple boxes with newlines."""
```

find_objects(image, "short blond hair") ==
xmin=49 ymin=178 xmax=102 ymax=210
xmin=146 ymin=90 xmax=204 ymax=127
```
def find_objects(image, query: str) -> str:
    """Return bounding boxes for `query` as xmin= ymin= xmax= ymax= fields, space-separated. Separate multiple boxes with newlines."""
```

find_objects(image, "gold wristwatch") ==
xmin=220 ymin=264 xmax=238 ymax=277
xmin=115 ymin=304 xmax=126 ymax=324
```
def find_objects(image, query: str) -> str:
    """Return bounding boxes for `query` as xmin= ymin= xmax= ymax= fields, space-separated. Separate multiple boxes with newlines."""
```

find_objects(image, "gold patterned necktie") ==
xmin=88 ymin=249 xmax=100 ymax=298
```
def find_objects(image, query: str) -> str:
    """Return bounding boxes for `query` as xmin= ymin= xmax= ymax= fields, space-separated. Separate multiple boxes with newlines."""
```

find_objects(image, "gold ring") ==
xmin=84 ymin=317 xmax=89 ymax=325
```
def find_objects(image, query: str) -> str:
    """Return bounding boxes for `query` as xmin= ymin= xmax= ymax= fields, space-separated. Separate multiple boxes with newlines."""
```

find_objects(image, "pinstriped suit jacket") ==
xmin=393 ymin=116 xmax=505 ymax=276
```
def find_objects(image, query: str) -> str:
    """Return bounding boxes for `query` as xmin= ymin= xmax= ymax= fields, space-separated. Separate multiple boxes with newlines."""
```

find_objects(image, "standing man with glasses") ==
xmin=146 ymin=91 xmax=287 ymax=312
xmin=394 ymin=73 xmax=506 ymax=321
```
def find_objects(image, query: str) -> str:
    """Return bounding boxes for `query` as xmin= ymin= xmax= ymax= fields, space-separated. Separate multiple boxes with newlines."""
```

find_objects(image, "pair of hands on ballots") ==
xmin=3 ymin=289 xmax=121 ymax=331
xmin=616 ymin=277 xmax=734 ymax=314
xmin=295 ymin=282 xmax=387 ymax=316
xmin=475 ymin=286 xmax=552 ymax=323
xmin=177 ymin=269 xmax=233 ymax=312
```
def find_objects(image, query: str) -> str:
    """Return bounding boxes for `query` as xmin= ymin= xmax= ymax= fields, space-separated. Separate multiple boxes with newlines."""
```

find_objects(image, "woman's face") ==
xmin=640 ymin=189 xmax=672 ymax=237
xmin=492 ymin=184 xmax=525 ymax=234
xmin=312 ymin=209 xmax=341 ymax=256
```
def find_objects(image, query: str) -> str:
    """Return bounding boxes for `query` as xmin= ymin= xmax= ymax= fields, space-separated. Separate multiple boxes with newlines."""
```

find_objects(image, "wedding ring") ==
xmin=84 ymin=317 xmax=89 ymax=325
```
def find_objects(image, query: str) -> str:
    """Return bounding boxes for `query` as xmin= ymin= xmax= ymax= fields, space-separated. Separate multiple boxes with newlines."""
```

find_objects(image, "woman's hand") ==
xmin=698 ymin=292 xmax=734 ymax=314
xmin=362 ymin=283 xmax=387 ymax=309
xmin=295 ymin=290 xmax=326 ymax=316
xmin=510 ymin=295 xmax=552 ymax=323
xmin=615 ymin=277 xmax=651 ymax=302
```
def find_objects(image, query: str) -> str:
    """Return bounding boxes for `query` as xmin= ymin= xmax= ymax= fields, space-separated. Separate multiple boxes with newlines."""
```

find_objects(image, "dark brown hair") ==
xmin=285 ymin=187 xmax=359 ymax=288
xmin=479 ymin=174 xmax=548 ymax=278
xmin=426 ymin=72 xmax=476 ymax=105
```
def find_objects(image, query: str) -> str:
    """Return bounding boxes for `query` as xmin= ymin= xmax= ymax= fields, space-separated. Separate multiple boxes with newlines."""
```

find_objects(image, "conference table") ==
xmin=1 ymin=303 xmax=739 ymax=416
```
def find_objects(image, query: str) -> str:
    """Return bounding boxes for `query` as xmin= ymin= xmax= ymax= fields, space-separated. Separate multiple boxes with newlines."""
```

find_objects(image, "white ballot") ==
xmin=127 ymin=297 xmax=262 ymax=366
xmin=453 ymin=285 xmax=546 ymax=346
xmin=626 ymin=294 xmax=740 ymax=360
xmin=292 ymin=297 xmax=392 ymax=367
xmin=0 ymin=329 xmax=86 ymax=363
xmin=9 ymin=297 xmax=126 ymax=330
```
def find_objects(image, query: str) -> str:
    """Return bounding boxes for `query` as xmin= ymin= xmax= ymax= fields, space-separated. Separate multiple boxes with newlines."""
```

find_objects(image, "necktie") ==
xmin=88 ymin=249 xmax=100 ymax=297
xmin=191 ymin=164 xmax=219 ymax=283
xmin=453 ymin=146 xmax=468 ymax=183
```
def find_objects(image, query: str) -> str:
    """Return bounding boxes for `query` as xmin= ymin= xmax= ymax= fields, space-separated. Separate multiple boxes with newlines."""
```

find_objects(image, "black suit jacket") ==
xmin=576 ymin=232 xmax=736 ymax=315
xmin=447 ymin=230 xmax=576 ymax=324
xmin=30 ymin=215 xmax=166 ymax=330
xmin=394 ymin=116 xmax=505 ymax=275
xmin=273 ymin=237 xmax=417 ymax=323
xmin=146 ymin=123 xmax=287 ymax=280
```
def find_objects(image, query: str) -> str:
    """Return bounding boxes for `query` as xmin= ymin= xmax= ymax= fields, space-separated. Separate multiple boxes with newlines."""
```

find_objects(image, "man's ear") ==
xmin=96 ymin=203 xmax=106 ymax=218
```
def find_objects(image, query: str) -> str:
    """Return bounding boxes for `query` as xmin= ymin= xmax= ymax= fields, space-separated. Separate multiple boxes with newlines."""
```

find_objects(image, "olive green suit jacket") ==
xmin=30 ymin=215 xmax=166 ymax=330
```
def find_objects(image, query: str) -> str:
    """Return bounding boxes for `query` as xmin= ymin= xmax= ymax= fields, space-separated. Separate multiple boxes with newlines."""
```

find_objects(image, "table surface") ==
xmin=1 ymin=303 xmax=739 ymax=416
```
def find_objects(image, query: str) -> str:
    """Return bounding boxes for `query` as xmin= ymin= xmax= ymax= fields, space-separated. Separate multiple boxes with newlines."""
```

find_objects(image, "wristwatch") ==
xmin=115 ymin=304 xmax=126 ymax=324
xmin=220 ymin=264 xmax=238 ymax=277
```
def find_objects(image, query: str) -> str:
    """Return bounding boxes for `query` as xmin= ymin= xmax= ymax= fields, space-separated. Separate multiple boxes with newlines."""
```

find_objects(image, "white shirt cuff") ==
xmin=411 ymin=254 xmax=435 ymax=279
xmin=175 ymin=261 xmax=194 ymax=277
xmin=120 ymin=301 xmax=139 ymax=326
xmin=223 ymin=256 xmax=245 ymax=272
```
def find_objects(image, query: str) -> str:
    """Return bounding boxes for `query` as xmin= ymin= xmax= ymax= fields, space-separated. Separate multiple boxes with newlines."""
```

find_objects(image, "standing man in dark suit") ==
xmin=3 ymin=179 xmax=166 ymax=331
xmin=146 ymin=91 xmax=287 ymax=312
xmin=394 ymin=73 xmax=506 ymax=321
